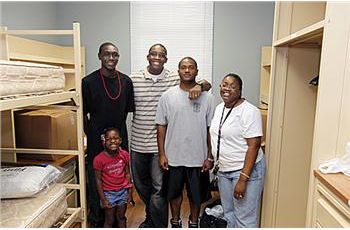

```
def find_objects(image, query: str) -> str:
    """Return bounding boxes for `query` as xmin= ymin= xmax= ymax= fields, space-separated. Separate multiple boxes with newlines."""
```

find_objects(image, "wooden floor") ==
xmin=126 ymin=189 xmax=220 ymax=228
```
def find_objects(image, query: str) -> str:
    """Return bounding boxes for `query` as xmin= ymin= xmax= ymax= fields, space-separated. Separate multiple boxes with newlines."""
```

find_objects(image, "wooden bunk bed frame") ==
xmin=0 ymin=23 xmax=86 ymax=228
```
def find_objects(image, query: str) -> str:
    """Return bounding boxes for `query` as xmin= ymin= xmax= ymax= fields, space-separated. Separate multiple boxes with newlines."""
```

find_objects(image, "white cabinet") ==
xmin=313 ymin=171 xmax=350 ymax=228
xmin=261 ymin=2 xmax=350 ymax=227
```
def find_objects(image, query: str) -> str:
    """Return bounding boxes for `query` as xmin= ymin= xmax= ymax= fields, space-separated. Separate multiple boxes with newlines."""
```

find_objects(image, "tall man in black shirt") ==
xmin=82 ymin=42 xmax=135 ymax=227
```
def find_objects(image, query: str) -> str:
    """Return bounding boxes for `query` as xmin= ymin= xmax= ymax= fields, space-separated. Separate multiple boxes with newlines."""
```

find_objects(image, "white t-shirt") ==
xmin=155 ymin=85 xmax=214 ymax=167
xmin=209 ymin=100 xmax=264 ymax=172
xmin=144 ymin=67 xmax=167 ymax=83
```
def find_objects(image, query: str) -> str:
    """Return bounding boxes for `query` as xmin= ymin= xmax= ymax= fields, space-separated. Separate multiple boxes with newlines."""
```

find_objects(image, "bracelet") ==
xmin=207 ymin=158 xmax=214 ymax=162
xmin=240 ymin=172 xmax=250 ymax=179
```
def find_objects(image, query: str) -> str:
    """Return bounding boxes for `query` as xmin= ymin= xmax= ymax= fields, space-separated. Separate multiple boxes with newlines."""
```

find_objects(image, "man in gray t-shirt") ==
xmin=156 ymin=57 xmax=214 ymax=228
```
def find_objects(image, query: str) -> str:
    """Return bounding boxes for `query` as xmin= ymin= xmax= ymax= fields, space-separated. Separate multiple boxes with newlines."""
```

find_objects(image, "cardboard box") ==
xmin=15 ymin=109 xmax=77 ymax=161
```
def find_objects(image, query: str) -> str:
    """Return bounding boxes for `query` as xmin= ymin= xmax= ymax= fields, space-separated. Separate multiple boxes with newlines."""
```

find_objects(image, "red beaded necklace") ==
xmin=99 ymin=69 xmax=122 ymax=100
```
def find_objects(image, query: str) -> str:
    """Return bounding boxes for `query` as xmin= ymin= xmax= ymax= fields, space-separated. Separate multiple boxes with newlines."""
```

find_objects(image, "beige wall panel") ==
xmin=275 ymin=47 xmax=320 ymax=227
xmin=261 ymin=48 xmax=289 ymax=227
xmin=336 ymin=25 xmax=350 ymax=157
xmin=310 ymin=3 xmax=350 ymax=168
xmin=260 ymin=46 xmax=272 ymax=108
xmin=291 ymin=2 xmax=326 ymax=34
xmin=276 ymin=2 xmax=293 ymax=40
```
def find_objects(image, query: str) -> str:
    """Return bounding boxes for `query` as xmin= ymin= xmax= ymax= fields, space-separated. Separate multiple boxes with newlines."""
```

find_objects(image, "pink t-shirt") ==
xmin=93 ymin=149 xmax=132 ymax=191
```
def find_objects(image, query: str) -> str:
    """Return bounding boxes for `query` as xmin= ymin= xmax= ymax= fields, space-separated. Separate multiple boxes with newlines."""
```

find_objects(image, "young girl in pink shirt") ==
xmin=93 ymin=127 xmax=132 ymax=227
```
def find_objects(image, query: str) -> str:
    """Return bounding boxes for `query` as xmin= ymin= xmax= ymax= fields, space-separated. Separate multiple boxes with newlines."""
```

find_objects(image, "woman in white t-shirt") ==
xmin=209 ymin=73 xmax=266 ymax=228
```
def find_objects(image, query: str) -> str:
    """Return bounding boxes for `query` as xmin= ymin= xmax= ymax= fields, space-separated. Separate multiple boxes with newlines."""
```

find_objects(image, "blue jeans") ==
xmin=218 ymin=156 xmax=266 ymax=228
xmin=131 ymin=151 xmax=168 ymax=227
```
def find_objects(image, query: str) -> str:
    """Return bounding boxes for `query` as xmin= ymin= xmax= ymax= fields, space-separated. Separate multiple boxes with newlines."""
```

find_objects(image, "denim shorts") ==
xmin=101 ymin=188 xmax=128 ymax=208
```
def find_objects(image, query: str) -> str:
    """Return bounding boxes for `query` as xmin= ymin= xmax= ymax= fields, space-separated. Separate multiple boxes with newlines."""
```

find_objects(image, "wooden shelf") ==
xmin=0 ymin=91 xmax=77 ymax=111
xmin=14 ymin=154 xmax=76 ymax=167
xmin=0 ymin=148 xmax=80 ymax=156
xmin=314 ymin=170 xmax=350 ymax=207
xmin=274 ymin=20 xmax=325 ymax=47
xmin=2 ymin=155 xmax=76 ymax=166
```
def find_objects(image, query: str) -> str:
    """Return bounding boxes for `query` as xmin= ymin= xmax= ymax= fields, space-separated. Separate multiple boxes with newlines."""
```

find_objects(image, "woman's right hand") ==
xmin=233 ymin=178 xmax=248 ymax=200
xmin=159 ymin=154 xmax=169 ymax=170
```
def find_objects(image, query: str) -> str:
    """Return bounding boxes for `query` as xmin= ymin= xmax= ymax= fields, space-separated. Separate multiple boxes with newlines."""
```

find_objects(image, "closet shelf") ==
xmin=274 ymin=20 xmax=325 ymax=47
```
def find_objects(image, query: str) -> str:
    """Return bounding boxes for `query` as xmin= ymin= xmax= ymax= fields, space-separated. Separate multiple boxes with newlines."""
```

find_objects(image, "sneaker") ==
xmin=188 ymin=222 xmax=199 ymax=228
xmin=139 ymin=218 xmax=154 ymax=228
xmin=170 ymin=218 xmax=182 ymax=228
xmin=188 ymin=216 xmax=198 ymax=228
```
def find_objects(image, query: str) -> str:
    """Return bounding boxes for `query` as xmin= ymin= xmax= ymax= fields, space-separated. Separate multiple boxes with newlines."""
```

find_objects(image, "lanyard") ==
xmin=216 ymin=106 xmax=233 ymax=161
xmin=216 ymin=99 xmax=242 ymax=161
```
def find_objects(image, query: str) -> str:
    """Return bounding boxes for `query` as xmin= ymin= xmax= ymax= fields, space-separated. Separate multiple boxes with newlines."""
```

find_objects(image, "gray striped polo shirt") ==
xmin=130 ymin=68 xmax=180 ymax=153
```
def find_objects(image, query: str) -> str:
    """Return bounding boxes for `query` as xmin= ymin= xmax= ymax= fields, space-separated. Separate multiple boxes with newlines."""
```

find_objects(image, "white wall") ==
xmin=213 ymin=2 xmax=274 ymax=106
xmin=0 ymin=1 xmax=274 ymax=106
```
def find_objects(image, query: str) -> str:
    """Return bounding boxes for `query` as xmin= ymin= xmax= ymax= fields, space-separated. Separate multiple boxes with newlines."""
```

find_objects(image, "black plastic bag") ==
xmin=200 ymin=199 xmax=227 ymax=228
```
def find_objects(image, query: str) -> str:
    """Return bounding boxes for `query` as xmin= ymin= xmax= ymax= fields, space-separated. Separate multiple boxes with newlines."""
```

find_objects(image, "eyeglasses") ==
xmin=149 ymin=51 xmax=167 ymax=59
xmin=220 ymin=84 xmax=239 ymax=91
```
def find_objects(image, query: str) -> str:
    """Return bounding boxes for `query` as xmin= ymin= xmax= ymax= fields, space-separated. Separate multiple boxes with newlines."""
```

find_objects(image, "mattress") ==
xmin=0 ymin=184 xmax=67 ymax=228
xmin=0 ymin=60 xmax=65 ymax=98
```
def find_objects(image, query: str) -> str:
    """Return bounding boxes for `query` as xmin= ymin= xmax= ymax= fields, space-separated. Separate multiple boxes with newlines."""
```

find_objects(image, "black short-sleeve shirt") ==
xmin=82 ymin=70 xmax=135 ymax=162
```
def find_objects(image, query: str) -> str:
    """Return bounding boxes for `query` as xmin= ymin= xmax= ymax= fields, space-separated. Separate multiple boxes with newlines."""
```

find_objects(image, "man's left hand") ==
xmin=202 ymin=159 xmax=214 ymax=172
xmin=189 ymin=84 xmax=202 ymax=100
